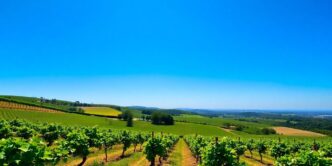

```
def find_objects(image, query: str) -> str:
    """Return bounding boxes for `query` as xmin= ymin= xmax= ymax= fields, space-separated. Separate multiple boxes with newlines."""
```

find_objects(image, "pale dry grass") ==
xmin=273 ymin=127 xmax=325 ymax=137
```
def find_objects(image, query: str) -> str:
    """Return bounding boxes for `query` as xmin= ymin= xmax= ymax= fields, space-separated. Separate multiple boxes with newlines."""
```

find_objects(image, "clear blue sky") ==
xmin=1 ymin=0 xmax=332 ymax=110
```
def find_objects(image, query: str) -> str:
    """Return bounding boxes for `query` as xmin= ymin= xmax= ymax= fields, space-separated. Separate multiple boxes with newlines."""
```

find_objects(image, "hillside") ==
xmin=0 ymin=95 xmax=331 ymax=166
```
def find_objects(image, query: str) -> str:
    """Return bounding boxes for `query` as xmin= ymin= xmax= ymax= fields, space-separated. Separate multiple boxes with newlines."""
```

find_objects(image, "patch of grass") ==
xmin=167 ymin=140 xmax=183 ymax=166
xmin=82 ymin=107 xmax=122 ymax=117
xmin=106 ymin=152 xmax=144 ymax=166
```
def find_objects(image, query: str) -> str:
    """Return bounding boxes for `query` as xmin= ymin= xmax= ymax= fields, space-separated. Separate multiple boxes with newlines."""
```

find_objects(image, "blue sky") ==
xmin=0 ymin=0 xmax=331 ymax=110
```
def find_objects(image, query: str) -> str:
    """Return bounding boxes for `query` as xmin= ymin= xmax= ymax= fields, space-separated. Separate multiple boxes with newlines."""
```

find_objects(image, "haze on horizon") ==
xmin=1 ymin=0 xmax=332 ymax=110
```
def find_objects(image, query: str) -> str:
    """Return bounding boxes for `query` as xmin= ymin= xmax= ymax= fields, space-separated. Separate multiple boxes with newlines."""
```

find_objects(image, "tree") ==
xmin=151 ymin=112 xmax=174 ymax=125
xmin=126 ymin=111 xmax=133 ymax=127
xmin=119 ymin=110 xmax=134 ymax=127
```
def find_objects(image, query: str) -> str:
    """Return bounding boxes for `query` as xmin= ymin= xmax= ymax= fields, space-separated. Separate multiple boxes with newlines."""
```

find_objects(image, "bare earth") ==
xmin=273 ymin=127 xmax=325 ymax=137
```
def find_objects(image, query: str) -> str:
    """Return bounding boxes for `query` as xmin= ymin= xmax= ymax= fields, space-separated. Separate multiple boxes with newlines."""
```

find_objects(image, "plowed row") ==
xmin=0 ymin=101 xmax=61 ymax=113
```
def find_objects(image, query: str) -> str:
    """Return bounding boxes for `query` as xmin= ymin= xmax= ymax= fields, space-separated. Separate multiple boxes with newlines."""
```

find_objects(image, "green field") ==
xmin=0 ymin=108 xmax=230 ymax=136
xmin=174 ymin=114 xmax=271 ymax=134
xmin=175 ymin=114 xmax=269 ymax=127
xmin=82 ymin=107 xmax=122 ymax=116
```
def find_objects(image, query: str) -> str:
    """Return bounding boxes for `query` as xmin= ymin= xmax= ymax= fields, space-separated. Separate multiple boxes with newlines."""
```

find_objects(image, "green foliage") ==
xmin=185 ymin=135 xmax=207 ymax=163
xmin=40 ymin=124 xmax=60 ymax=146
xmin=201 ymin=138 xmax=238 ymax=166
xmin=144 ymin=136 xmax=160 ymax=164
xmin=60 ymin=131 xmax=90 ymax=165
xmin=16 ymin=126 xmax=35 ymax=139
xmin=0 ymin=120 xmax=11 ymax=139
xmin=276 ymin=150 xmax=332 ymax=166
xmin=0 ymin=137 xmax=56 ymax=166
xmin=322 ymin=144 xmax=332 ymax=157
xmin=234 ymin=141 xmax=246 ymax=160
xmin=270 ymin=141 xmax=290 ymax=159
xmin=84 ymin=127 xmax=102 ymax=148
xmin=289 ymin=142 xmax=306 ymax=153
xmin=246 ymin=139 xmax=255 ymax=158
xmin=101 ymin=130 xmax=118 ymax=161
xmin=256 ymin=141 xmax=267 ymax=162
xmin=119 ymin=130 xmax=132 ymax=157
xmin=144 ymin=134 xmax=178 ymax=166
xmin=132 ymin=133 xmax=144 ymax=152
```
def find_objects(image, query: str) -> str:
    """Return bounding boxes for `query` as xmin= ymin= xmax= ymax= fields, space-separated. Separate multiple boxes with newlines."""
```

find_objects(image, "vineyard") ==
xmin=0 ymin=101 xmax=61 ymax=113
xmin=184 ymin=135 xmax=332 ymax=165
xmin=0 ymin=119 xmax=331 ymax=166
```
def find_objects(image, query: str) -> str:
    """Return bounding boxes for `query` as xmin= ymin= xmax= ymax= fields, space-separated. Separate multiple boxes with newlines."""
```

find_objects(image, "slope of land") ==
xmin=0 ymin=108 xmax=231 ymax=136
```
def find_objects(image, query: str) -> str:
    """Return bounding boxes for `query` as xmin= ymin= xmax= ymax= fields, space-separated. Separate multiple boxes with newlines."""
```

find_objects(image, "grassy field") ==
xmin=82 ymin=107 xmax=122 ymax=116
xmin=174 ymin=114 xmax=271 ymax=134
xmin=0 ymin=108 xmax=230 ymax=136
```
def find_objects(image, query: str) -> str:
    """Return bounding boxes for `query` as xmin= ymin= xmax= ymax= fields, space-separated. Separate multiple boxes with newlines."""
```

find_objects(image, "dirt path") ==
xmin=165 ymin=139 xmax=197 ymax=166
xmin=180 ymin=139 xmax=197 ymax=166
xmin=64 ymin=145 xmax=136 ymax=166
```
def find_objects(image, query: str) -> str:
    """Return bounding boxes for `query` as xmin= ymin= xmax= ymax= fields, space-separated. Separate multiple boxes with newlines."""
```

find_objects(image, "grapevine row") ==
xmin=0 ymin=119 xmax=178 ymax=166
xmin=184 ymin=135 xmax=332 ymax=166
